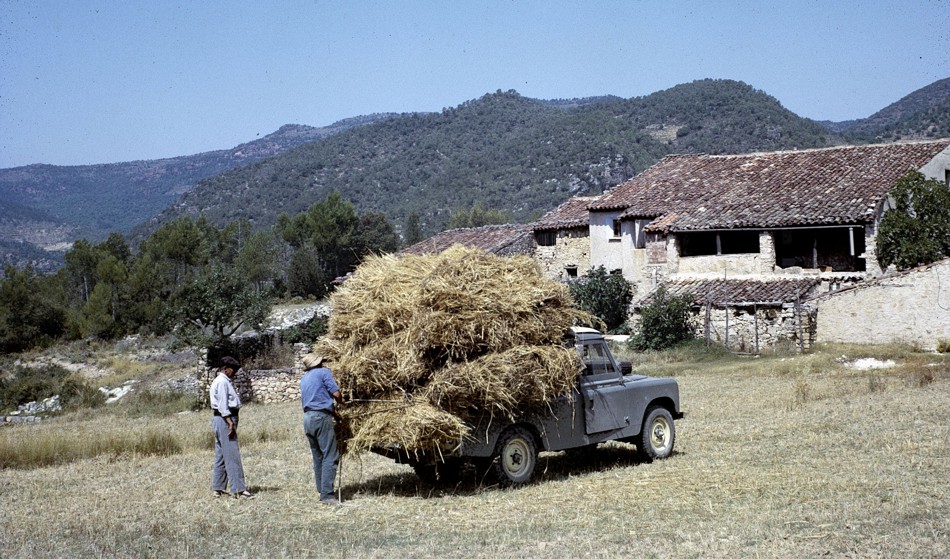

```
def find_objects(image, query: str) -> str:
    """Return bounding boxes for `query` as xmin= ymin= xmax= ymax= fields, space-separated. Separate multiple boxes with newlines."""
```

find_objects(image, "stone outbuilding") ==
xmin=531 ymin=195 xmax=599 ymax=280
xmin=634 ymin=277 xmax=821 ymax=353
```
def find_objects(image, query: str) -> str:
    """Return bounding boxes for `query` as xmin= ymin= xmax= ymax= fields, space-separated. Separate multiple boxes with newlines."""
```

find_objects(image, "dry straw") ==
xmin=316 ymin=245 xmax=589 ymax=456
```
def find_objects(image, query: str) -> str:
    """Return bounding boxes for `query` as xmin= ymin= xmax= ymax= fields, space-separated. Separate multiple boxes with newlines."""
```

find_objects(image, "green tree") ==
xmin=286 ymin=246 xmax=328 ymax=299
xmin=163 ymin=264 xmax=271 ymax=348
xmin=404 ymin=212 xmax=424 ymax=247
xmin=357 ymin=212 xmax=400 ymax=256
xmin=628 ymin=287 xmax=695 ymax=351
xmin=63 ymin=239 xmax=100 ymax=304
xmin=877 ymin=170 xmax=950 ymax=270
xmin=568 ymin=266 xmax=634 ymax=332
xmin=0 ymin=265 xmax=67 ymax=353
xmin=235 ymin=229 xmax=280 ymax=292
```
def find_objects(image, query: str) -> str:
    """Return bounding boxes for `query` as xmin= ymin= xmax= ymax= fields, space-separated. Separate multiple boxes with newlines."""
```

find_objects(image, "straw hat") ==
xmin=302 ymin=354 xmax=325 ymax=369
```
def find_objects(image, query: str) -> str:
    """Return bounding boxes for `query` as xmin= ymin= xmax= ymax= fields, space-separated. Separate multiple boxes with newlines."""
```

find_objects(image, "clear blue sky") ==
xmin=1 ymin=0 xmax=948 ymax=168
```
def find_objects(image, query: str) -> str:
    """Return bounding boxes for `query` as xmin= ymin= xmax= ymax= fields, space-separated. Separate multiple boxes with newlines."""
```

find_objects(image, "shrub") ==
xmin=628 ymin=287 xmax=695 ymax=351
xmin=568 ymin=266 xmax=633 ymax=332
xmin=281 ymin=316 xmax=328 ymax=345
xmin=59 ymin=377 xmax=105 ymax=410
xmin=0 ymin=364 xmax=68 ymax=411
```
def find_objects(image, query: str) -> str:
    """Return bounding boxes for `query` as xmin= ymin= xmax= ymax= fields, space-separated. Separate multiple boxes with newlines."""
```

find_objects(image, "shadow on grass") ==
xmin=342 ymin=443 xmax=681 ymax=500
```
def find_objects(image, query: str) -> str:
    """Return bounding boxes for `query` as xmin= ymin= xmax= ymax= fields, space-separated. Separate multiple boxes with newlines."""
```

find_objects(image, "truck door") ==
xmin=578 ymin=340 xmax=628 ymax=434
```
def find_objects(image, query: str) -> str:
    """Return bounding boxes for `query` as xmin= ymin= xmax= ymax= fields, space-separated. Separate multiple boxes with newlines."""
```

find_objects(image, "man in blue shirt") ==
xmin=300 ymin=353 xmax=344 ymax=505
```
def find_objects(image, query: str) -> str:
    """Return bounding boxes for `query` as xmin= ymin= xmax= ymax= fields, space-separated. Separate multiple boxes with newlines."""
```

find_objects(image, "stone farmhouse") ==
xmin=402 ymin=140 xmax=950 ymax=351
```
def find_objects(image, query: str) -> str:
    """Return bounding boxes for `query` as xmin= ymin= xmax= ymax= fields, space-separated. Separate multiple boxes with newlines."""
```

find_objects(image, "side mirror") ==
xmin=620 ymin=361 xmax=633 ymax=375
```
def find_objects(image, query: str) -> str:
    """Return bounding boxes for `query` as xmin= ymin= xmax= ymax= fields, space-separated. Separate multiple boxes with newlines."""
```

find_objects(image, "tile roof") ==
xmin=635 ymin=278 xmax=821 ymax=308
xmin=532 ymin=195 xmax=600 ymax=231
xmin=589 ymin=140 xmax=950 ymax=232
xmin=399 ymin=224 xmax=534 ymax=256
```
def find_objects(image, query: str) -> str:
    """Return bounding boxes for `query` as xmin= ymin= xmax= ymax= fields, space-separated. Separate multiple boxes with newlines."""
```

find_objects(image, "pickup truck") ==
xmin=373 ymin=327 xmax=683 ymax=486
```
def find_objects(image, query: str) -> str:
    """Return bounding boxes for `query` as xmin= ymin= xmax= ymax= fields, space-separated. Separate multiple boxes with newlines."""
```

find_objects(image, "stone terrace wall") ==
xmin=814 ymin=259 xmax=950 ymax=350
xmin=198 ymin=343 xmax=311 ymax=405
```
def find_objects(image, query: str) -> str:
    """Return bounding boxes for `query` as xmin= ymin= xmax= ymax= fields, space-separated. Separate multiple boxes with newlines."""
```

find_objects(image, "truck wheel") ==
xmin=636 ymin=406 xmax=675 ymax=462
xmin=492 ymin=426 xmax=538 ymax=486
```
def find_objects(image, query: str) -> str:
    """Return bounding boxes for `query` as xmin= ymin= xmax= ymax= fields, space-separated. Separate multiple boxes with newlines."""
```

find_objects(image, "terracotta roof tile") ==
xmin=589 ymin=140 xmax=950 ymax=232
xmin=400 ymin=224 xmax=534 ymax=256
xmin=532 ymin=195 xmax=600 ymax=231
xmin=636 ymin=278 xmax=821 ymax=308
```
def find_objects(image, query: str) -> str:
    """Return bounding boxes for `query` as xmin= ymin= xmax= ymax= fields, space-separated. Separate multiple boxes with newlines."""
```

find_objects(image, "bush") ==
xmin=568 ymin=266 xmax=633 ymax=332
xmin=59 ymin=377 xmax=105 ymax=410
xmin=0 ymin=364 xmax=68 ymax=411
xmin=281 ymin=316 xmax=328 ymax=345
xmin=629 ymin=287 xmax=695 ymax=351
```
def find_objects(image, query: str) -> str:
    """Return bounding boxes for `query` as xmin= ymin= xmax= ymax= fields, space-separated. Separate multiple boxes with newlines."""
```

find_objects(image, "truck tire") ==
xmin=491 ymin=426 xmax=537 ymax=486
xmin=636 ymin=406 xmax=675 ymax=462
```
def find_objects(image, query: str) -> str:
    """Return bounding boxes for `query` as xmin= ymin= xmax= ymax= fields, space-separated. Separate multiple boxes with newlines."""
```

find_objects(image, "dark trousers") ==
xmin=303 ymin=411 xmax=339 ymax=500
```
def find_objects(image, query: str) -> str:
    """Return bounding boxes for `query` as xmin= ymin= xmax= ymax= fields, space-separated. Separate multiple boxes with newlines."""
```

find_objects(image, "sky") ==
xmin=1 ymin=0 xmax=948 ymax=169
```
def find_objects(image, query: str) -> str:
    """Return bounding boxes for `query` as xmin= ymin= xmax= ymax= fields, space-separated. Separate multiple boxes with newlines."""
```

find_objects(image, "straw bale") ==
xmin=425 ymin=345 xmax=582 ymax=419
xmin=341 ymin=398 xmax=470 ymax=456
xmin=314 ymin=332 xmax=428 ymax=399
xmin=319 ymin=245 xmax=593 ymax=456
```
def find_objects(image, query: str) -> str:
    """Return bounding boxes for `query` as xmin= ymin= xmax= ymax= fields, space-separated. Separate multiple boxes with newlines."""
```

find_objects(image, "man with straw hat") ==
xmin=300 ymin=353 xmax=344 ymax=505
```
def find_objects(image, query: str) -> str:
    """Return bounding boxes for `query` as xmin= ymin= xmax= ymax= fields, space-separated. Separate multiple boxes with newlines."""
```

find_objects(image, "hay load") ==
xmin=314 ymin=245 xmax=589 ymax=456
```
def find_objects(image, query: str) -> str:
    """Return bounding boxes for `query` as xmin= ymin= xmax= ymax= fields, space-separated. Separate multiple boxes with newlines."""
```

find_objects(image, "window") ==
xmin=580 ymin=342 xmax=617 ymax=376
xmin=612 ymin=219 xmax=622 ymax=238
xmin=564 ymin=265 xmax=578 ymax=278
xmin=536 ymin=230 xmax=556 ymax=246
xmin=679 ymin=231 xmax=760 ymax=256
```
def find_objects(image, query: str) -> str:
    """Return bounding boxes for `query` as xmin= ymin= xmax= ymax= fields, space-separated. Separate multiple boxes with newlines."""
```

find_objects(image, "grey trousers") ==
xmin=212 ymin=415 xmax=247 ymax=493
xmin=304 ymin=411 xmax=339 ymax=500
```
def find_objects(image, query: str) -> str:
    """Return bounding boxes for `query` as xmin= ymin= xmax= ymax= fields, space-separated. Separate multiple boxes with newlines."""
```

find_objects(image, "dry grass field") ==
xmin=2 ymin=343 xmax=948 ymax=558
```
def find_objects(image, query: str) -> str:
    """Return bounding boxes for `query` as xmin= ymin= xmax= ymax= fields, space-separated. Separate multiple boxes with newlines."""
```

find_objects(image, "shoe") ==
xmin=234 ymin=490 xmax=255 ymax=499
xmin=320 ymin=497 xmax=342 ymax=505
xmin=212 ymin=490 xmax=227 ymax=498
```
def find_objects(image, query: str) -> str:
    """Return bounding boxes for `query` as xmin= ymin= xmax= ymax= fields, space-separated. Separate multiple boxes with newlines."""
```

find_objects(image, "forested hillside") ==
xmin=0 ymin=116 xmax=394 ymax=238
xmin=828 ymin=77 xmax=950 ymax=141
xmin=146 ymin=79 xmax=836 ymax=238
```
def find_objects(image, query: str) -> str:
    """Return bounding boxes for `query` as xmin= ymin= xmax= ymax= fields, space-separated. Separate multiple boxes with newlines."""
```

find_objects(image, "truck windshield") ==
xmin=580 ymin=342 xmax=616 ymax=376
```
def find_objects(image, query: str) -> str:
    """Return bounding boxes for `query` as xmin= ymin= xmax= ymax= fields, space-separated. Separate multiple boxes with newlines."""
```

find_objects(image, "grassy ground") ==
xmin=2 ymin=343 xmax=948 ymax=558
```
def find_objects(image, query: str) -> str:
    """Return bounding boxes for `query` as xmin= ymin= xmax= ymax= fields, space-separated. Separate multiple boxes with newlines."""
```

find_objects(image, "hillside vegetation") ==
xmin=149 ymin=80 xmax=836 ymax=238
xmin=5 ymin=77 xmax=950 ymax=269
xmin=833 ymin=77 xmax=950 ymax=141
xmin=0 ymin=116 xmax=394 ymax=239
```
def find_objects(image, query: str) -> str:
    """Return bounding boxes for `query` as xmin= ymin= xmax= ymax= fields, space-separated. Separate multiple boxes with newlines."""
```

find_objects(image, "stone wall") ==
xmin=814 ymin=258 xmax=950 ymax=350
xmin=198 ymin=343 xmax=312 ymax=405
xmin=697 ymin=303 xmax=817 ymax=353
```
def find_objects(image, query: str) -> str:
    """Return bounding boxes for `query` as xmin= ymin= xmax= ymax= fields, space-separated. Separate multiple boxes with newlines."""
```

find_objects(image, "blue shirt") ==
xmin=300 ymin=367 xmax=340 ymax=412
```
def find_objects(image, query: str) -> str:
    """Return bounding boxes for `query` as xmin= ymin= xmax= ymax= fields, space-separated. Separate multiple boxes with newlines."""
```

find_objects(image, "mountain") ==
xmin=0 ymin=115 xmax=394 ymax=265
xmin=5 ymin=77 xmax=949 ymax=272
xmin=821 ymin=77 xmax=950 ymax=141
xmin=141 ymin=79 xmax=836 ymax=239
